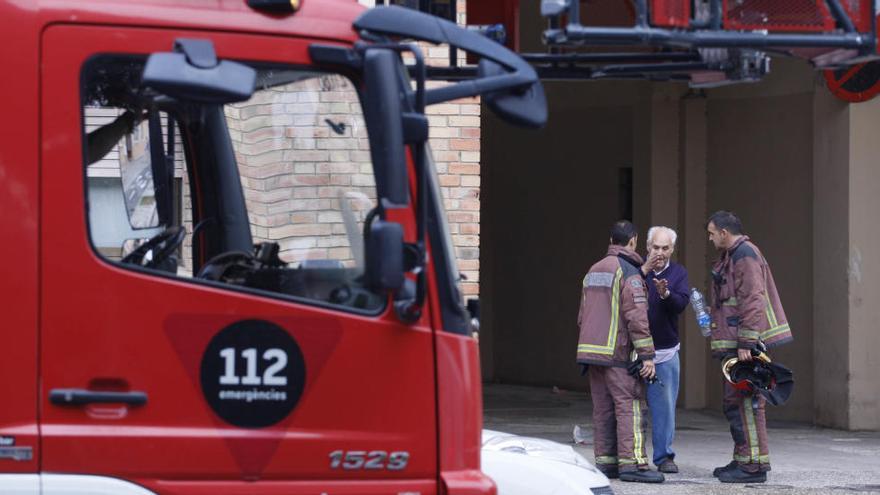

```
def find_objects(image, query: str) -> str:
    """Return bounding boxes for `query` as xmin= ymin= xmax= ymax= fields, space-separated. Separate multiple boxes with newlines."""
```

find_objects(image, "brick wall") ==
xmin=227 ymin=74 xmax=375 ymax=268
xmin=424 ymin=0 xmax=481 ymax=298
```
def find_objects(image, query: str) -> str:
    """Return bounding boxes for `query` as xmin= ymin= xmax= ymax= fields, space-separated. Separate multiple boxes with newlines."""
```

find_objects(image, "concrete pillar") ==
xmin=649 ymin=86 xmax=683 ymax=228
xmin=812 ymin=85 xmax=880 ymax=430
xmin=812 ymin=83 xmax=850 ymax=428
xmin=634 ymin=84 xmax=712 ymax=408
xmin=847 ymin=96 xmax=880 ymax=430
xmin=637 ymin=84 xmax=709 ymax=407
xmin=679 ymin=95 xmax=709 ymax=409
xmin=633 ymin=86 xmax=653 ymax=229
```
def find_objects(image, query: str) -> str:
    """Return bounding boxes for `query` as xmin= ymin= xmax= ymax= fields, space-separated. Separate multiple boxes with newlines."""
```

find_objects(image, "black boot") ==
xmin=712 ymin=460 xmax=738 ymax=477
xmin=718 ymin=466 xmax=767 ymax=483
xmin=596 ymin=464 xmax=619 ymax=479
xmin=619 ymin=469 xmax=665 ymax=483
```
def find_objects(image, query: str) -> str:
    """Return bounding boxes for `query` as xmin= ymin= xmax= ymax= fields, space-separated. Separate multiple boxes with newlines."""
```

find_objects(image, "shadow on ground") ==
xmin=483 ymin=383 xmax=880 ymax=495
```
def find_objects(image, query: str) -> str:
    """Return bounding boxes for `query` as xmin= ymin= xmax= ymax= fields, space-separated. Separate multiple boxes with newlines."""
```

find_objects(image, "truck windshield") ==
xmin=83 ymin=55 xmax=386 ymax=313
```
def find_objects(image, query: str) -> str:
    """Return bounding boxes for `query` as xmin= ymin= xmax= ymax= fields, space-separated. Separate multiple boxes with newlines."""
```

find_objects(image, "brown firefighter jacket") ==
xmin=709 ymin=236 xmax=793 ymax=358
xmin=577 ymin=245 xmax=656 ymax=367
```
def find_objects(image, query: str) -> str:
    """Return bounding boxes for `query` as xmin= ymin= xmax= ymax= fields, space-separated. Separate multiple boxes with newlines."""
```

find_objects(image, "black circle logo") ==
xmin=200 ymin=320 xmax=306 ymax=428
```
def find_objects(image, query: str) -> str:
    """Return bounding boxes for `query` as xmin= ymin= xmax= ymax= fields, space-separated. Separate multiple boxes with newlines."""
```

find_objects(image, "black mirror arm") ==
xmin=405 ymin=45 xmax=428 ymax=313
xmin=354 ymin=41 xmax=427 ymax=114
xmin=354 ymin=6 xmax=528 ymax=72
xmin=392 ymin=139 xmax=428 ymax=324
xmin=410 ymin=136 xmax=428 ymax=314
xmin=392 ymin=44 xmax=429 ymax=322
xmin=321 ymin=41 xmax=429 ymax=321
xmin=360 ymin=42 xmax=430 ymax=318
xmin=424 ymin=70 xmax=535 ymax=106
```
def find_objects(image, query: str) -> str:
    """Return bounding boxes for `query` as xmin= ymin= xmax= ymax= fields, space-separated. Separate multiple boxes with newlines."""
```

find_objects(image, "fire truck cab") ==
xmin=0 ymin=1 xmax=546 ymax=493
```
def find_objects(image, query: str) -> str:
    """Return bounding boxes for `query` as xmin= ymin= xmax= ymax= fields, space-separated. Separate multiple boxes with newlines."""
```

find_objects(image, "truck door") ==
xmin=40 ymin=24 xmax=436 ymax=493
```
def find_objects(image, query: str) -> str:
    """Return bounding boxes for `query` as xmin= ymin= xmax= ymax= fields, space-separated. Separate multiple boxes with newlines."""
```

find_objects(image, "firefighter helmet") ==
xmin=722 ymin=351 xmax=794 ymax=406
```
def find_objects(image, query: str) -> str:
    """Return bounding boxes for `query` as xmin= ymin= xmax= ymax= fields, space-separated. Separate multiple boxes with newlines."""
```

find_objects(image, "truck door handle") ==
xmin=49 ymin=388 xmax=148 ymax=406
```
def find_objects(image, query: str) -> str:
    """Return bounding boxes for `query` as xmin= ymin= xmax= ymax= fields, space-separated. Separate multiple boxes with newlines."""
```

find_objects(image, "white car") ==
xmin=481 ymin=430 xmax=613 ymax=495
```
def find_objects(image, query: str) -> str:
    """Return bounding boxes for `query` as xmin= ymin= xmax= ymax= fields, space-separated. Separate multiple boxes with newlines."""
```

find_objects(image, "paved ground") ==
xmin=483 ymin=383 xmax=880 ymax=494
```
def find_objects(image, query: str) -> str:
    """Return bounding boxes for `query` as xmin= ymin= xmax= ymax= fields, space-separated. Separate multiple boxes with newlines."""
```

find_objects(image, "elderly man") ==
xmin=640 ymin=226 xmax=689 ymax=474
xmin=577 ymin=220 xmax=664 ymax=483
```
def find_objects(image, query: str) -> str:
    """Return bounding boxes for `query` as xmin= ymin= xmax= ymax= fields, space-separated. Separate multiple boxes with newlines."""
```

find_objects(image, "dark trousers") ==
xmin=589 ymin=365 xmax=649 ymax=471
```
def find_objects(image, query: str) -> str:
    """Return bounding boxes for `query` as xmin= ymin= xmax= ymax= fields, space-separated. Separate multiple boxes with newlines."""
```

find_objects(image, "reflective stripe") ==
xmin=633 ymin=400 xmax=647 ymax=465
xmin=763 ymin=323 xmax=790 ymax=340
xmin=711 ymin=340 xmax=737 ymax=350
xmin=618 ymin=458 xmax=638 ymax=465
xmin=608 ymin=268 xmax=622 ymax=350
xmin=577 ymin=268 xmax=623 ymax=356
xmin=743 ymin=397 xmax=760 ymax=462
xmin=723 ymin=297 xmax=738 ymax=306
xmin=633 ymin=337 xmax=654 ymax=349
xmin=578 ymin=344 xmax=614 ymax=355
xmin=739 ymin=329 xmax=760 ymax=340
xmin=764 ymin=294 xmax=779 ymax=327
xmin=759 ymin=292 xmax=791 ymax=341
xmin=734 ymin=453 xmax=769 ymax=464
xmin=585 ymin=272 xmax=615 ymax=288
xmin=595 ymin=455 xmax=618 ymax=465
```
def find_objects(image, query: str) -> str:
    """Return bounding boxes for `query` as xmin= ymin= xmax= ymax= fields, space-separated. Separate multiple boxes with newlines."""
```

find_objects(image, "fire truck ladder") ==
xmin=382 ymin=0 xmax=879 ymax=88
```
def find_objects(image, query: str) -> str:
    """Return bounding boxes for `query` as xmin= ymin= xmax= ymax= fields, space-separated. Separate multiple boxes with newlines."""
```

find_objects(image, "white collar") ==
xmin=653 ymin=260 xmax=671 ymax=276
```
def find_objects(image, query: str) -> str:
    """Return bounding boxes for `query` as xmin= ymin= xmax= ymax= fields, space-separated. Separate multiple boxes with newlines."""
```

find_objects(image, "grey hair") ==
xmin=647 ymin=226 xmax=677 ymax=247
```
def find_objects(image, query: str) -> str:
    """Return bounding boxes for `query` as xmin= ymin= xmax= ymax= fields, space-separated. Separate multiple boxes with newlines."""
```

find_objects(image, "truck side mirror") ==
xmin=478 ymin=59 xmax=547 ymax=129
xmin=362 ymin=49 xmax=409 ymax=207
xmin=142 ymin=39 xmax=256 ymax=104
xmin=365 ymin=220 xmax=405 ymax=292
xmin=353 ymin=6 xmax=548 ymax=129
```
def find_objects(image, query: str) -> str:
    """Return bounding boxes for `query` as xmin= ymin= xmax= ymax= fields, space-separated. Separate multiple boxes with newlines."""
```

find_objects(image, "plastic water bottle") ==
xmin=690 ymin=288 xmax=712 ymax=337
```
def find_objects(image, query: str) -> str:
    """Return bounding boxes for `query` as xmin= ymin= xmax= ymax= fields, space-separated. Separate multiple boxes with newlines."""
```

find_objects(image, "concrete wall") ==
xmin=679 ymin=97 xmax=709 ymax=409
xmin=847 ymin=97 xmax=880 ymax=430
xmin=703 ymin=61 xmax=816 ymax=421
xmin=809 ymin=75 xmax=880 ymax=430
xmin=481 ymin=81 xmax=640 ymax=389
xmin=812 ymin=80 xmax=850 ymax=428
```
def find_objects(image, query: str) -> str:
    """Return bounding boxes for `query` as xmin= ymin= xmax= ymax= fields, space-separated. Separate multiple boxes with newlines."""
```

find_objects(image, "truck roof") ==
xmin=5 ymin=0 xmax=365 ymax=43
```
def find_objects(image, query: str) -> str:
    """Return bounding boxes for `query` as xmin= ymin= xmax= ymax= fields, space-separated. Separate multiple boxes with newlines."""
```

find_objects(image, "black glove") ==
xmin=627 ymin=359 xmax=662 ymax=386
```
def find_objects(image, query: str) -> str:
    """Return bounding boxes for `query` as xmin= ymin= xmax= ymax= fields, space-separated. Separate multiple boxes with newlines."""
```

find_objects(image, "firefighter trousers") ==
xmin=722 ymin=377 xmax=770 ymax=473
xmin=589 ymin=365 xmax=649 ymax=471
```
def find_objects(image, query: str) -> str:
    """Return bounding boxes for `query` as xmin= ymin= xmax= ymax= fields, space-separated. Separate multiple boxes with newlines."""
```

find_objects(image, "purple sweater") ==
xmin=645 ymin=262 xmax=690 ymax=350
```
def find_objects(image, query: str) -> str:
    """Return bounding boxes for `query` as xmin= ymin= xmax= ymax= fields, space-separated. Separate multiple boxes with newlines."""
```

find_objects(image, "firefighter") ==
xmin=706 ymin=211 xmax=793 ymax=483
xmin=576 ymin=220 xmax=664 ymax=483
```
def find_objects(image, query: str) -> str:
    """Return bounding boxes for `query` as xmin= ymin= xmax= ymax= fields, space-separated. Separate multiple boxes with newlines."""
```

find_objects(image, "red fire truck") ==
xmin=0 ymin=1 xmax=547 ymax=493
